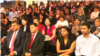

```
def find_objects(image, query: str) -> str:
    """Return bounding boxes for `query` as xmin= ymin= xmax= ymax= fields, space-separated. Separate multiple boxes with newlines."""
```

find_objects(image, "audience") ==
xmin=1 ymin=1 xmax=100 ymax=56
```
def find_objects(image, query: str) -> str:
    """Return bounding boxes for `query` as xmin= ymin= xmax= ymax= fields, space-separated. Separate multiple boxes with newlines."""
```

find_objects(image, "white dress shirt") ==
xmin=75 ymin=33 xmax=100 ymax=56
xmin=55 ymin=20 xmax=69 ymax=28
xmin=9 ymin=30 xmax=19 ymax=55
xmin=24 ymin=26 xmax=26 ymax=32
xmin=9 ymin=11 xmax=18 ymax=21
xmin=49 ymin=7 xmax=51 ymax=11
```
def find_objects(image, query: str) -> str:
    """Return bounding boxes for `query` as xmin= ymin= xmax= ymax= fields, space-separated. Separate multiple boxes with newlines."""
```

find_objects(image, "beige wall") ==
xmin=24 ymin=0 xmax=37 ymax=8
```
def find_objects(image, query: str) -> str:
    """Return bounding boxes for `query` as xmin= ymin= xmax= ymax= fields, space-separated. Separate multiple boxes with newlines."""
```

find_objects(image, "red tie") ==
xmin=29 ymin=34 xmax=35 ymax=50
xmin=10 ymin=32 xmax=16 ymax=53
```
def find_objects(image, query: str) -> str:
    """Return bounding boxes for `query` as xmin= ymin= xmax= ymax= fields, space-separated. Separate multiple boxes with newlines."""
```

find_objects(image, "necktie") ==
xmin=10 ymin=32 xmax=16 ymax=53
xmin=29 ymin=34 xmax=35 ymax=50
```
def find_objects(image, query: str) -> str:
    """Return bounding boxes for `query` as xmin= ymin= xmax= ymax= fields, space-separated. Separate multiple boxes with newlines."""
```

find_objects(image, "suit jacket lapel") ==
xmin=27 ymin=33 xmax=32 ymax=49
xmin=31 ymin=32 xmax=40 ymax=46
xmin=27 ymin=32 xmax=41 ymax=50
xmin=14 ymin=29 xmax=21 ymax=41
xmin=8 ymin=30 xmax=14 ymax=46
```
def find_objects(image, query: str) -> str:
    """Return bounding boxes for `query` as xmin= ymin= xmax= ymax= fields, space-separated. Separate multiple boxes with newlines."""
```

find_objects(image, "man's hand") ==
xmin=93 ymin=30 xmax=99 ymax=35
xmin=0 ymin=50 xmax=1 ymax=54
xmin=9 ymin=52 xmax=16 ymax=56
xmin=25 ymin=52 xmax=31 ymax=56
xmin=1 ymin=37 xmax=5 ymax=43
xmin=25 ymin=52 xmax=29 ymax=56
xmin=28 ymin=53 xmax=31 ymax=56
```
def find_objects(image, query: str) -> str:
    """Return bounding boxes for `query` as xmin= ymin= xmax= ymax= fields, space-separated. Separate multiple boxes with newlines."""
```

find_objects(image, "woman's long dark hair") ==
xmin=61 ymin=26 xmax=76 ymax=48
xmin=1 ymin=13 xmax=6 ymax=19
xmin=44 ymin=18 xmax=53 ymax=34
xmin=39 ymin=13 xmax=44 ymax=20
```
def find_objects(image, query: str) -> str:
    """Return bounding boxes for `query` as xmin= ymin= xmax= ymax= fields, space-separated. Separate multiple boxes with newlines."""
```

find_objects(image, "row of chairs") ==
xmin=43 ymin=41 xmax=58 ymax=56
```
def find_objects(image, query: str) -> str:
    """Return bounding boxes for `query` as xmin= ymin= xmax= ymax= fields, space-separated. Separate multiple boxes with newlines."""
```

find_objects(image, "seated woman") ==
xmin=56 ymin=15 xmax=69 ymax=28
xmin=1 ymin=13 xmax=8 ymax=30
xmin=55 ymin=9 xmax=61 ymax=21
xmin=20 ymin=18 xmax=30 ymax=33
xmin=72 ymin=18 xmax=82 ymax=37
xmin=75 ymin=8 xmax=86 ymax=23
xmin=65 ymin=8 xmax=74 ymax=24
xmin=38 ymin=13 xmax=45 ymax=25
xmin=56 ymin=26 xmax=76 ymax=56
xmin=90 ymin=6 xmax=99 ymax=19
xmin=42 ymin=18 xmax=56 ymax=41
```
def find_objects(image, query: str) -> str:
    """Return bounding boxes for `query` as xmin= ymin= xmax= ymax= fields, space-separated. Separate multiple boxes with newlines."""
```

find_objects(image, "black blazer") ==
xmin=0 ymin=28 xmax=7 ymax=40
xmin=21 ymin=32 xmax=45 ymax=56
xmin=20 ymin=25 xmax=30 ymax=33
xmin=1 ymin=29 xmax=26 ymax=56
xmin=49 ymin=16 xmax=57 ymax=25
xmin=45 ymin=6 xmax=54 ymax=14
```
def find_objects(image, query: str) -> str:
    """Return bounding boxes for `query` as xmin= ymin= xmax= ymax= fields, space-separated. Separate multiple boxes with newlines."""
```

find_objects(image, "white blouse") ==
xmin=55 ymin=20 xmax=69 ymax=28
xmin=90 ymin=11 xmax=100 ymax=19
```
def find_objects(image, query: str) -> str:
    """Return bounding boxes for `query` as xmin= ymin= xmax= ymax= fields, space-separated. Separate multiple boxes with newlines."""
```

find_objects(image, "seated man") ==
xmin=91 ymin=17 xmax=100 ymax=39
xmin=1 ymin=21 xmax=26 ymax=56
xmin=21 ymin=23 xmax=45 ymax=56
xmin=75 ymin=22 xmax=100 ymax=56
xmin=33 ymin=18 xmax=44 ymax=33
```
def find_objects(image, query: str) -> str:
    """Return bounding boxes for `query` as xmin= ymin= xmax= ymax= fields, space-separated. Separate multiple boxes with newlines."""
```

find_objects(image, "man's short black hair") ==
xmin=50 ymin=10 xmax=54 ymax=14
xmin=34 ymin=17 xmax=39 ymax=21
xmin=81 ymin=22 xmax=90 ymax=29
xmin=30 ymin=23 xmax=38 ymax=27
xmin=11 ymin=21 xmax=20 ymax=25
xmin=94 ymin=17 xmax=100 ymax=22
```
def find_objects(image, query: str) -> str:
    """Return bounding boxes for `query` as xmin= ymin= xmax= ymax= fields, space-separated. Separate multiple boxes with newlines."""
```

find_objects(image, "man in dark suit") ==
xmin=21 ymin=23 xmax=45 ymax=56
xmin=48 ymin=11 xmax=57 ymax=25
xmin=91 ymin=17 xmax=100 ymax=38
xmin=45 ymin=1 xmax=54 ymax=14
xmin=0 ymin=21 xmax=26 ymax=56
xmin=79 ymin=2 xmax=88 ymax=15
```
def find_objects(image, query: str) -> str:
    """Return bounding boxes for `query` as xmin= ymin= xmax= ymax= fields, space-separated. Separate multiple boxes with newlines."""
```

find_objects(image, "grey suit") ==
xmin=1 ymin=29 xmax=26 ymax=56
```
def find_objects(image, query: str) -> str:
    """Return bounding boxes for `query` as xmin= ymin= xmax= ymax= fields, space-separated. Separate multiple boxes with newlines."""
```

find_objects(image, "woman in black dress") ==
xmin=56 ymin=26 xmax=76 ymax=56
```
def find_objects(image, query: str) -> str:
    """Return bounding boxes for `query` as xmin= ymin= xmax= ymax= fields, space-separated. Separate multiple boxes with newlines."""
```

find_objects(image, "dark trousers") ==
xmin=1 ymin=51 xmax=9 ymax=56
